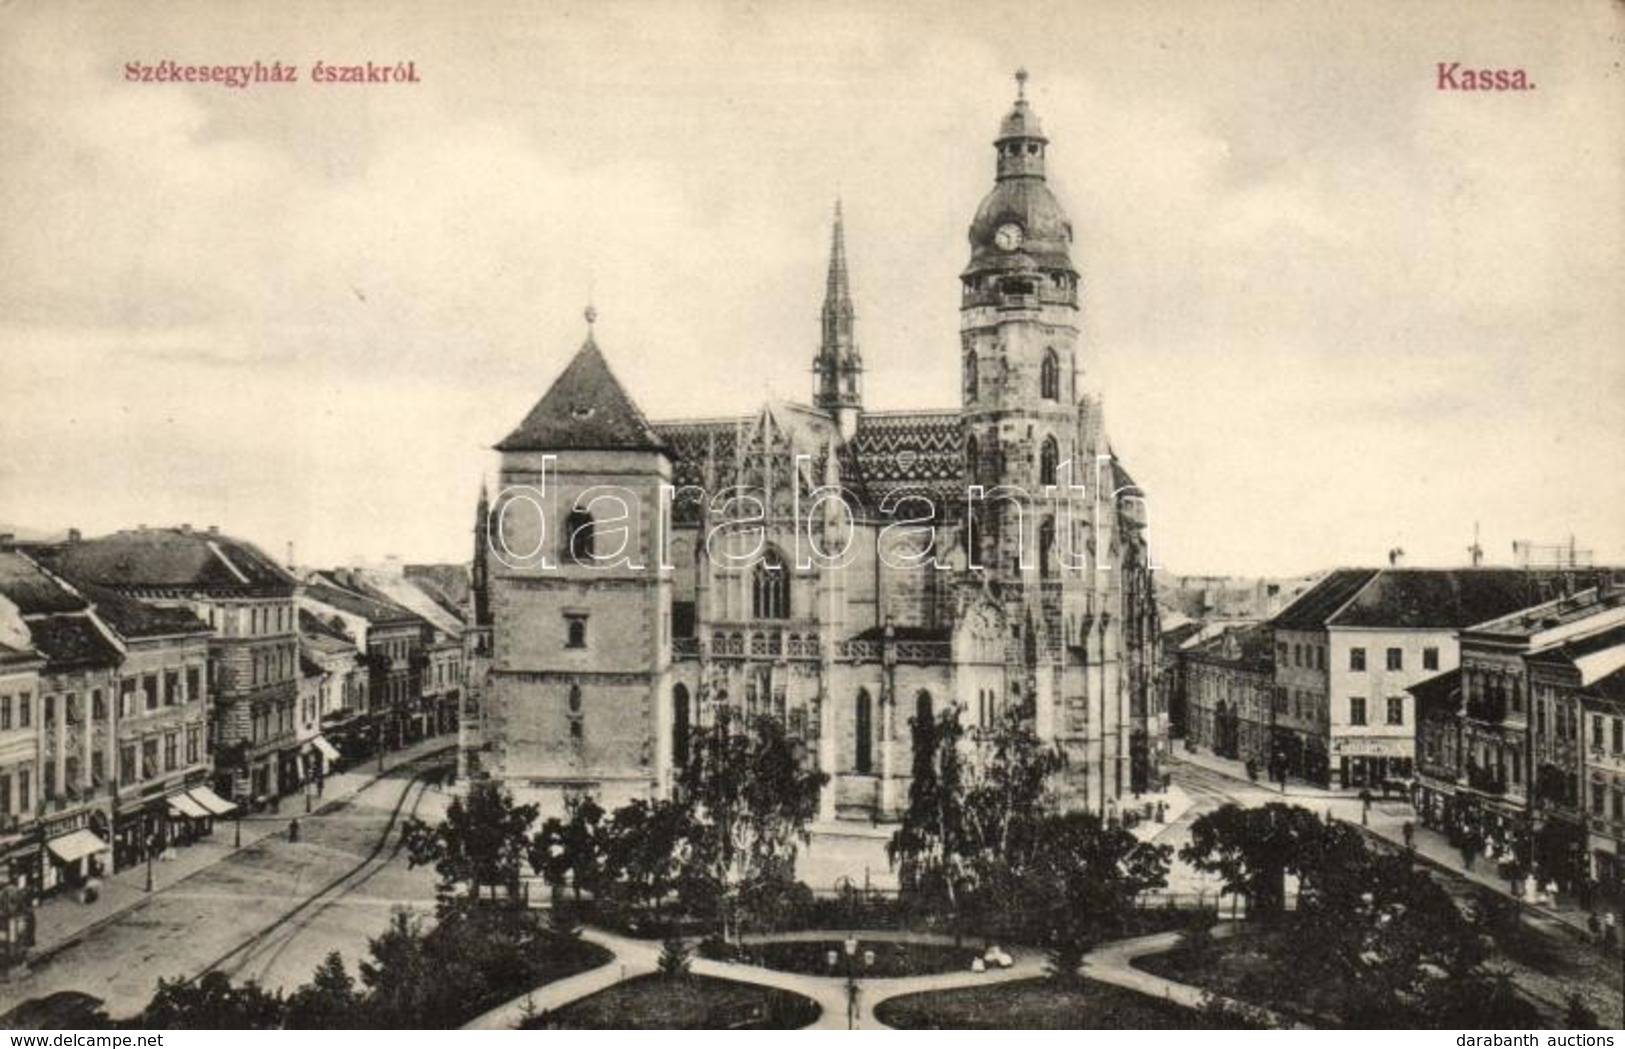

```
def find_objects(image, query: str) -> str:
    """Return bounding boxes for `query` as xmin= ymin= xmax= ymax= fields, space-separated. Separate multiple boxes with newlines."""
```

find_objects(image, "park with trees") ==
xmin=71 ymin=702 xmax=1613 ymax=1029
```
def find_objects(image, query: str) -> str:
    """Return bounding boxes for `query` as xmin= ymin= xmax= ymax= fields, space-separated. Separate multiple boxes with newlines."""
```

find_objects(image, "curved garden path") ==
xmin=466 ymin=922 xmax=1292 ymax=1030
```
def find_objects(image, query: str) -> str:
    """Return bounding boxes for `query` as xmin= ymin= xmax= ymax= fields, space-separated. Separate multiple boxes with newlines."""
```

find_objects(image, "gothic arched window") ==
xmin=565 ymin=507 xmax=594 ymax=565
xmin=964 ymin=353 xmax=979 ymax=400
xmin=1041 ymin=348 xmax=1060 ymax=400
xmin=1039 ymin=516 xmax=1056 ymax=578
xmin=752 ymin=547 xmax=790 ymax=620
xmin=915 ymin=690 xmax=933 ymax=731
xmin=855 ymin=689 xmax=873 ymax=774
xmin=1039 ymin=435 xmax=1059 ymax=487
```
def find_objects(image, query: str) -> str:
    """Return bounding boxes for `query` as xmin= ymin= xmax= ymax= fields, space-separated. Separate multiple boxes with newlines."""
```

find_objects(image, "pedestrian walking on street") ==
xmin=288 ymin=818 xmax=300 ymax=844
xmin=1402 ymin=820 xmax=1415 ymax=851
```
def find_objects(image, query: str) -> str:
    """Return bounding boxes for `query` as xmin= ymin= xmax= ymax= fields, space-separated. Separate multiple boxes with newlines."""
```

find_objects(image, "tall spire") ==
xmin=814 ymin=199 xmax=862 ymax=426
xmin=472 ymin=480 xmax=492 ymax=627
xmin=825 ymin=198 xmax=851 ymax=309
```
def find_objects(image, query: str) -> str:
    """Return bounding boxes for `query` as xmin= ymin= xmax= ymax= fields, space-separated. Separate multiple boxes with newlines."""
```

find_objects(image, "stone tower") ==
xmin=957 ymin=72 xmax=1133 ymax=811
xmin=485 ymin=312 xmax=673 ymax=815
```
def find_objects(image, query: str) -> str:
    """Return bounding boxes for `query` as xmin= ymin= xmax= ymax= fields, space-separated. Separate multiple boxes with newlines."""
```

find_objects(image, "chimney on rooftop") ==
xmin=0 ymin=534 xmax=13 ymax=552
xmin=207 ymin=525 xmax=219 ymax=536
xmin=180 ymin=523 xmax=191 ymax=533
xmin=67 ymin=528 xmax=81 ymax=544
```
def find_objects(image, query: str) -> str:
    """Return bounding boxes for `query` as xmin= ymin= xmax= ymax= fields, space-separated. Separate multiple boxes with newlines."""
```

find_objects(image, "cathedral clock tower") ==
xmin=960 ymin=70 xmax=1083 ymax=558
xmin=958 ymin=72 xmax=1126 ymax=812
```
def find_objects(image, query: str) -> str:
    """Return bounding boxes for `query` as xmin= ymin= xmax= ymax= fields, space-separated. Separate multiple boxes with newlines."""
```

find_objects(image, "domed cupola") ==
xmin=963 ymin=70 xmax=1078 ymax=304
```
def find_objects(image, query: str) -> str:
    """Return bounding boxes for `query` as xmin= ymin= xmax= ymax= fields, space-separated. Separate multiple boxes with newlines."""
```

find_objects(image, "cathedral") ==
xmin=476 ymin=75 xmax=1166 ymax=823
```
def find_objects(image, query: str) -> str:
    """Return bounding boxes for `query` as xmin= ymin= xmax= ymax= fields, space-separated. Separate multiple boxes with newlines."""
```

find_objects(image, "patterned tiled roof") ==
xmin=655 ymin=417 xmax=742 ymax=495
xmin=848 ymin=410 xmax=965 ymax=511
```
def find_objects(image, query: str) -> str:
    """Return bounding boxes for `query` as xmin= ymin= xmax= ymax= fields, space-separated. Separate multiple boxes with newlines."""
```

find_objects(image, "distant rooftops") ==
xmin=44 ymin=526 xmax=295 ymax=595
xmin=302 ymin=572 xmax=423 ymax=627
xmin=1270 ymin=567 xmax=1619 ymax=632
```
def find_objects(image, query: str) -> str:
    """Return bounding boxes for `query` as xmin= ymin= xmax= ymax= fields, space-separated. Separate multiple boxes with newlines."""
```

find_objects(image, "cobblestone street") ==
xmin=0 ymin=743 xmax=452 ymax=1019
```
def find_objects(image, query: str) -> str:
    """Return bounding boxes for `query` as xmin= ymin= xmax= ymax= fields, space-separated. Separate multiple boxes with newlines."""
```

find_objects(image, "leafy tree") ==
xmin=358 ymin=907 xmax=435 ymax=1027
xmin=1178 ymin=803 xmax=1329 ymax=920
xmin=678 ymin=712 xmax=827 ymax=940
xmin=284 ymin=952 xmax=361 ymax=1029
xmin=889 ymin=703 xmax=971 ymax=925
xmin=402 ymin=779 xmax=539 ymax=903
xmin=1013 ymin=811 xmax=1172 ymax=955
xmin=531 ymin=794 xmax=610 ymax=900
xmin=888 ymin=706 xmax=1065 ymax=938
xmin=143 ymin=972 xmax=284 ymax=1029
xmin=599 ymin=796 xmax=694 ymax=917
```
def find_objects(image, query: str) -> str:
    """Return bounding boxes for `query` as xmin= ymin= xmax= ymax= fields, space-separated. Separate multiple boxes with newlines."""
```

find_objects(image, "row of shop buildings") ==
xmin=1410 ymin=585 xmax=1625 ymax=896
xmin=0 ymin=526 xmax=474 ymax=903
xmin=1168 ymin=566 xmax=1620 ymax=792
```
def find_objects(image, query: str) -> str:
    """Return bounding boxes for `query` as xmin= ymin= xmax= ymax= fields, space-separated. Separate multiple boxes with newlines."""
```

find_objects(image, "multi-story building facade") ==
xmin=1183 ymin=622 xmax=1273 ymax=768
xmin=1528 ymin=621 xmax=1625 ymax=890
xmin=0 ymin=638 xmax=44 ymax=891
xmin=1579 ymin=665 xmax=1625 ymax=892
xmin=299 ymin=573 xmax=426 ymax=755
xmin=343 ymin=563 xmax=466 ymax=742
xmin=481 ymin=79 xmax=1163 ymax=821
xmin=46 ymin=526 xmax=300 ymax=807
xmin=0 ymin=551 xmax=118 ymax=894
xmin=298 ymin=609 xmax=364 ymax=769
xmin=1410 ymin=586 xmax=1625 ymax=890
xmin=80 ymin=583 xmax=215 ymax=872
xmin=1270 ymin=568 xmax=1565 ymax=789
xmin=1156 ymin=618 xmax=1204 ymax=740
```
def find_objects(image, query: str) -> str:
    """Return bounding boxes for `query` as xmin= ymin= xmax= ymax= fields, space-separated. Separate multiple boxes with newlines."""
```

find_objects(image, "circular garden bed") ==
xmin=725 ymin=938 xmax=985 ymax=978
xmin=526 ymin=974 xmax=819 ymax=1030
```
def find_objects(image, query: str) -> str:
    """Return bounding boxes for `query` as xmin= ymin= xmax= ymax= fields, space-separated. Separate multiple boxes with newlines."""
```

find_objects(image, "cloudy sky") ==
xmin=1 ymin=0 xmax=1620 ymax=577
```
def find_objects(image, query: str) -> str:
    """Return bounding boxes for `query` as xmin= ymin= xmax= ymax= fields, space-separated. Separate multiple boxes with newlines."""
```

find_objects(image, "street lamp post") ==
xmin=825 ymin=935 xmax=872 ymax=1030
xmin=234 ymin=811 xmax=242 ymax=849
xmin=144 ymin=833 xmax=155 ymax=893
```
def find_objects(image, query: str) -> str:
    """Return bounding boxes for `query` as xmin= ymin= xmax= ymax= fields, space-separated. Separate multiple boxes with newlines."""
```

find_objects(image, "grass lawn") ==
xmin=529 ymin=974 xmax=820 ymax=1030
xmin=1132 ymin=913 xmax=1617 ymax=1030
xmin=1132 ymin=926 xmax=1330 ymax=1027
xmin=733 ymin=939 xmax=977 ymax=978
xmin=875 ymin=977 xmax=1222 ymax=1029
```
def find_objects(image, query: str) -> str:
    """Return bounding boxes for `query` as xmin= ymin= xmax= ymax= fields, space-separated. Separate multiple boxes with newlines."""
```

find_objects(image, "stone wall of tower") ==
xmin=486 ymin=448 xmax=671 ymax=818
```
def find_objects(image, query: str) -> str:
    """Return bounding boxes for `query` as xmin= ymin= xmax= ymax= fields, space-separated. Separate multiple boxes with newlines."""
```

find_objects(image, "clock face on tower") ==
xmin=994 ymin=222 xmax=1024 ymax=251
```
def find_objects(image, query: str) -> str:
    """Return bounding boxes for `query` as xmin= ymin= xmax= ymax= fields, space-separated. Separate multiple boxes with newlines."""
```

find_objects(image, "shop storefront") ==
xmin=40 ymin=811 xmax=111 ymax=895
xmin=1 ymin=837 xmax=40 ymax=898
xmin=1331 ymin=735 xmax=1415 ymax=790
